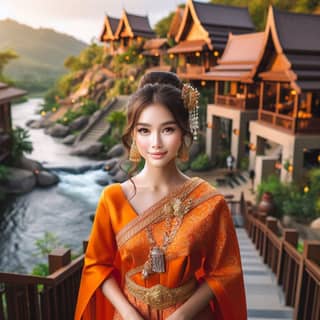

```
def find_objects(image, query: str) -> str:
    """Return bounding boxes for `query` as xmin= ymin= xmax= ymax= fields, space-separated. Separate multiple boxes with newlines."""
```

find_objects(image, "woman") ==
xmin=75 ymin=72 xmax=247 ymax=320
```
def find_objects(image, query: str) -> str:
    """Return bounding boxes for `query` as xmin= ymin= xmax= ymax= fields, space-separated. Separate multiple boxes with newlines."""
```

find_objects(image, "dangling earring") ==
xmin=178 ymin=140 xmax=189 ymax=162
xmin=129 ymin=140 xmax=141 ymax=162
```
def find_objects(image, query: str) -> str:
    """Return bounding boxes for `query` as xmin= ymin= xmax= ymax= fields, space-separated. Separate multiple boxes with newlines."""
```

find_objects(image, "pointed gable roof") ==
xmin=0 ymin=82 xmax=26 ymax=104
xmin=258 ymin=6 xmax=320 ymax=92
xmin=167 ymin=7 xmax=185 ymax=39
xmin=99 ymin=15 xmax=120 ymax=42
xmin=204 ymin=32 xmax=265 ymax=82
xmin=175 ymin=0 xmax=255 ymax=50
xmin=115 ymin=10 xmax=155 ymax=39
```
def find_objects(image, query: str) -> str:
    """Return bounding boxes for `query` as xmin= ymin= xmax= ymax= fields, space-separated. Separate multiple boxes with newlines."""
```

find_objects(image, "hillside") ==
xmin=0 ymin=19 xmax=87 ymax=93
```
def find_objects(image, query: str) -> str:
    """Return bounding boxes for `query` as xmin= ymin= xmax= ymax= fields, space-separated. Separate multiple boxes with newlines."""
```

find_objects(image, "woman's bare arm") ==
xmin=101 ymin=276 xmax=144 ymax=320
xmin=167 ymin=282 xmax=214 ymax=320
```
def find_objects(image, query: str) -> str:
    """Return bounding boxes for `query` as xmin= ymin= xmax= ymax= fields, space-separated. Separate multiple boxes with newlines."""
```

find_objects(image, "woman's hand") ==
xmin=122 ymin=306 xmax=145 ymax=320
xmin=166 ymin=309 xmax=189 ymax=320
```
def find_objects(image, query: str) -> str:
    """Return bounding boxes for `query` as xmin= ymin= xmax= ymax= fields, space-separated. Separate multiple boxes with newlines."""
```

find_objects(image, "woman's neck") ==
xmin=135 ymin=161 xmax=189 ymax=192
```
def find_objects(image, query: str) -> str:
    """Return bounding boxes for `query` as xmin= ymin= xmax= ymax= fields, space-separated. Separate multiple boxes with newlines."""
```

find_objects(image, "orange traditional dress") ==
xmin=75 ymin=177 xmax=247 ymax=320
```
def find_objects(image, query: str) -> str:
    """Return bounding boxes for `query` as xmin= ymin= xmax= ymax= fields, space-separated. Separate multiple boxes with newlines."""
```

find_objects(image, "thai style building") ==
xmin=114 ymin=10 xmax=155 ymax=54
xmin=142 ymin=39 xmax=172 ymax=73
xmin=205 ymin=32 xmax=265 ymax=168
xmin=99 ymin=15 xmax=120 ymax=55
xmin=248 ymin=7 xmax=320 ymax=184
xmin=167 ymin=0 xmax=255 ymax=82
xmin=0 ymin=83 xmax=26 ymax=163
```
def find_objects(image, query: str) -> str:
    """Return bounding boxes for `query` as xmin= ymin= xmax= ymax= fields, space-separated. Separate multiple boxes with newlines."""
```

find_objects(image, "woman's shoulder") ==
xmin=100 ymin=182 xmax=123 ymax=203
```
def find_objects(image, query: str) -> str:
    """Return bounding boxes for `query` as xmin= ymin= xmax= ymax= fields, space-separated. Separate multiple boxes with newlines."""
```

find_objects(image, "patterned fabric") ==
xmin=74 ymin=178 xmax=247 ymax=320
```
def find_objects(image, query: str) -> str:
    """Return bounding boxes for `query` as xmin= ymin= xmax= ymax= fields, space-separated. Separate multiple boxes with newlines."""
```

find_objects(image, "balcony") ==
xmin=215 ymin=95 xmax=259 ymax=111
xmin=259 ymin=109 xmax=320 ymax=134
xmin=177 ymin=65 xmax=205 ymax=80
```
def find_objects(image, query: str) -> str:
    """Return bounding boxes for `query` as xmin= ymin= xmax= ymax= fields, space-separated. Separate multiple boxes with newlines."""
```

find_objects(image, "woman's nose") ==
xmin=151 ymin=132 xmax=162 ymax=149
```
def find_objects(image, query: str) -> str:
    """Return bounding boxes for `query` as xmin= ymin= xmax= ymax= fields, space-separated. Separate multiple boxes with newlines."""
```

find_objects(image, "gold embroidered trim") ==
xmin=125 ymin=266 xmax=197 ymax=310
xmin=116 ymin=178 xmax=203 ymax=248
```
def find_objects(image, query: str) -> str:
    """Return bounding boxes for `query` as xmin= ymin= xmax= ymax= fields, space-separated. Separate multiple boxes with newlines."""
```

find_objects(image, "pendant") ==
xmin=150 ymin=247 xmax=166 ymax=273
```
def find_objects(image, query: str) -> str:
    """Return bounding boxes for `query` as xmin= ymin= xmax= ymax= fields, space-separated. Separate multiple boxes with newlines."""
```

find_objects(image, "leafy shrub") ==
xmin=256 ymin=175 xmax=290 ymax=218
xmin=190 ymin=153 xmax=211 ymax=171
xmin=10 ymin=126 xmax=33 ymax=163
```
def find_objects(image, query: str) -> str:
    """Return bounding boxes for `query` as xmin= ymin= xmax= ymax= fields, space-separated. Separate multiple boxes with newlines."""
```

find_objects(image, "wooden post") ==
xmin=283 ymin=229 xmax=298 ymax=248
xmin=266 ymin=216 xmax=277 ymax=234
xmin=214 ymin=81 xmax=218 ymax=104
xmin=293 ymin=241 xmax=320 ymax=319
xmin=48 ymin=248 xmax=71 ymax=274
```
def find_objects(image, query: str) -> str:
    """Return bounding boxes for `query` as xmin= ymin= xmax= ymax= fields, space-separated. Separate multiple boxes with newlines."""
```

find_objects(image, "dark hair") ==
xmin=138 ymin=71 xmax=183 ymax=90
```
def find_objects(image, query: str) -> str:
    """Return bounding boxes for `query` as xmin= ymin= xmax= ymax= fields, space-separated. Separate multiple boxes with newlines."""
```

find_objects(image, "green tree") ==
xmin=0 ymin=49 xmax=18 ymax=83
xmin=107 ymin=111 xmax=126 ymax=139
xmin=64 ymin=43 xmax=104 ymax=72
xmin=154 ymin=12 xmax=176 ymax=38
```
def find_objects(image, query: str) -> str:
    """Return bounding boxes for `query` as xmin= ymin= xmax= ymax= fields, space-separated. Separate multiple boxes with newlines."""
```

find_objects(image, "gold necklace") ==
xmin=142 ymin=197 xmax=192 ymax=279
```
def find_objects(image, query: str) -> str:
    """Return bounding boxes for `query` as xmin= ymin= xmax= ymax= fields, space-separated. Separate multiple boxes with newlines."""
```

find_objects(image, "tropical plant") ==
xmin=10 ymin=126 xmax=33 ymax=163
xmin=107 ymin=111 xmax=126 ymax=139
xmin=190 ymin=153 xmax=211 ymax=171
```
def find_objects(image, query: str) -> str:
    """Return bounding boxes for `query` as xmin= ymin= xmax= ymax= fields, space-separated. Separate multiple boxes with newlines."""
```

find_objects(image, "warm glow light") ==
xmin=318 ymin=154 xmax=320 ymax=163
xmin=233 ymin=128 xmax=240 ymax=136
xmin=63 ymin=117 xmax=68 ymax=122
xmin=195 ymin=51 xmax=201 ymax=57
xmin=52 ymin=107 xmax=57 ymax=112
xmin=207 ymin=123 xmax=213 ymax=128
xmin=169 ymin=53 xmax=175 ymax=59
xmin=41 ymin=111 xmax=46 ymax=116
xmin=288 ymin=164 xmax=294 ymax=173
xmin=304 ymin=186 xmax=309 ymax=193
xmin=139 ymin=54 xmax=143 ymax=59
xmin=125 ymin=55 xmax=130 ymax=61
xmin=275 ymin=162 xmax=282 ymax=169
xmin=155 ymin=52 xmax=159 ymax=57
xmin=129 ymin=75 xmax=135 ymax=82
xmin=290 ymin=90 xmax=297 ymax=95
xmin=249 ymin=143 xmax=256 ymax=151
xmin=201 ymin=80 xmax=206 ymax=87
xmin=213 ymin=51 xmax=219 ymax=57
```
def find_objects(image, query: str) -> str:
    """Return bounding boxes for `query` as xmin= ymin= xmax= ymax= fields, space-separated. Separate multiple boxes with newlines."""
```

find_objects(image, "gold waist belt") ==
xmin=125 ymin=267 xmax=197 ymax=310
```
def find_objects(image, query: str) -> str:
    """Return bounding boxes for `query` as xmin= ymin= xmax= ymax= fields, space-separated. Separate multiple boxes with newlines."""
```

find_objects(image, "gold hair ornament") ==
xmin=181 ymin=83 xmax=200 ymax=140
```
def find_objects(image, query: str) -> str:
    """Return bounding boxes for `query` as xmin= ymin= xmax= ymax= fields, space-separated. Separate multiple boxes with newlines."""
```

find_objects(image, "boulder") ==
xmin=16 ymin=156 xmax=43 ymax=172
xmin=0 ymin=167 xmax=36 ymax=194
xmin=103 ymin=158 xmax=120 ymax=171
xmin=47 ymin=123 xmax=70 ymax=138
xmin=36 ymin=170 xmax=60 ymax=187
xmin=69 ymin=116 xmax=89 ymax=131
xmin=62 ymin=134 xmax=77 ymax=145
xmin=111 ymin=169 xmax=127 ymax=183
xmin=70 ymin=142 xmax=104 ymax=157
xmin=106 ymin=144 xmax=125 ymax=159
xmin=310 ymin=217 xmax=320 ymax=229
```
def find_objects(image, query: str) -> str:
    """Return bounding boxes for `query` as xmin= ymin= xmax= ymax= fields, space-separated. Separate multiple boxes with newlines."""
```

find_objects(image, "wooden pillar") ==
xmin=259 ymin=82 xmax=264 ymax=119
xmin=48 ymin=248 xmax=71 ymax=274
xmin=214 ymin=81 xmax=218 ymax=103
xmin=283 ymin=229 xmax=298 ymax=248
xmin=293 ymin=94 xmax=299 ymax=133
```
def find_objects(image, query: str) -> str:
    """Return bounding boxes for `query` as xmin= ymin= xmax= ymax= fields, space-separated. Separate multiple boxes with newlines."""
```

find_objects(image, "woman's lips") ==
xmin=149 ymin=152 xmax=167 ymax=159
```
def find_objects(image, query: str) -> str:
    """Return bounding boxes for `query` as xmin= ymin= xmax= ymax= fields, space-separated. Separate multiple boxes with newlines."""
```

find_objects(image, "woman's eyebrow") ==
xmin=136 ymin=121 xmax=177 ymax=127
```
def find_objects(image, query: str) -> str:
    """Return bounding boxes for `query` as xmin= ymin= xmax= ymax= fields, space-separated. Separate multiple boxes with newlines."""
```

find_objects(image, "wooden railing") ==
xmin=177 ymin=65 xmax=205 ymax=75
xmin=215 ymin=95 xmax=259 ymax=110
xmin=259 ymin=110 xmax=320 ymax=134
xmin=0 ymin=248 xmax=84 ymax=320
xmin=1 ymin=199 xmax=320 ymax=319
xmin=244 ymin=204 xmax=320 ymax=320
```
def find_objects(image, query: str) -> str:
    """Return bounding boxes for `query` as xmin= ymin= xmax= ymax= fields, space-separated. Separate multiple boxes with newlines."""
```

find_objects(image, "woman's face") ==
xmin=134 ymin=103 xmax=183 ymax=168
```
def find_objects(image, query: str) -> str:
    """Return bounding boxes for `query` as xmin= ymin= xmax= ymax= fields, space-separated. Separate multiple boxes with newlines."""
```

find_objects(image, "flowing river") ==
xmin=0 ymin=98 xmax=110 ymax=273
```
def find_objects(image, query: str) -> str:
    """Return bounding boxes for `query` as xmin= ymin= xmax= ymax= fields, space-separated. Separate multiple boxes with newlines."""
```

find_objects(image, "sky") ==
xmin=0 ymin=0 xmax=207 ymax=44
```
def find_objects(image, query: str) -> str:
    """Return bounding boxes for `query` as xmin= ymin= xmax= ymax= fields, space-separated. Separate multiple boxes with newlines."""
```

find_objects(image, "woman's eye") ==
xmin=163 ymin=127 xmax=175 ymax=134
xmin=137 ymin=128 xmax=149 ymax=134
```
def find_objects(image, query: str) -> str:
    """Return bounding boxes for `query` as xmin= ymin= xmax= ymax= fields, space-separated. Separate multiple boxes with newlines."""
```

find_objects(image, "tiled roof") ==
xmin=100 ymin=16 xmax=119 ymax=41
xmin=204 ymin=32 xmax=265 ymax=81
xmin=109 ymin=17 xmax=120 ymax=34
xmin=193 ymin=1 xmax=255 ymax=30
xmin=126 ymin=13 xmax=155 ymax=38
xmin=168 ymin=39 xmax=208 ymax=54
xmin=143 ymin=38 xmax=168 ymax=50
xmin=0 ymin=83 xmax=26 ymax=104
